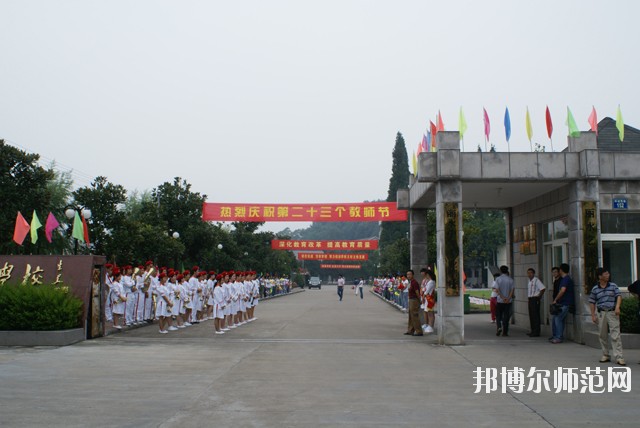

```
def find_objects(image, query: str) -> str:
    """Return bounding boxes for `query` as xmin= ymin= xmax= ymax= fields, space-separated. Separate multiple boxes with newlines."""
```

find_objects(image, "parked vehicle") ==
xmin=308 ymin=276 xmax=322 ymax=289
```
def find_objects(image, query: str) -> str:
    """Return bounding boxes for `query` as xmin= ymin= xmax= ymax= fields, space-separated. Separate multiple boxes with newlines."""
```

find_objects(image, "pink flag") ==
xmin=588 ymin=106 xmax=598 ymax=135
xmin=45 ymin=212 xmax=60 ymax=243
xmin=421 ymin=134 xmax=428 ymax=152
xmin=417 ymin=140 xmax=423 ymax=155
xmin=13 ymin=211 xmax=30 ymax=245
xmin=483 ymin=108 xmax=491 ymax=141
xmin=437 ymin=111 xmax=445 ymax=132
xmin=545 ymin=106 xmax=553 ymax=139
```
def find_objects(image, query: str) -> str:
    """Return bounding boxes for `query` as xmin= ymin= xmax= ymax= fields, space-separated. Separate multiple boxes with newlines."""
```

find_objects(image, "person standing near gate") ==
xmin=550 ymin=263 xmax=574 ymax=344
xmin=404 ymin=270 xmax=423 ymax=336
xmin=357 ymin=277 xmax=364 ymax=299
xmin=493 ymin=265 xmax=514 ymax=337
xmin=526 ymin=268 xmax=545 ymax=337
xmin=588 ymin=268 xmax=625 ymax=365
xmin=337 ymin=274 xmax=345 ymax=301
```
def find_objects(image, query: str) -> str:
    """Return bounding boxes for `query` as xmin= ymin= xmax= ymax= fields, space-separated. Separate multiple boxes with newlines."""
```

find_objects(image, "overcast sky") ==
xmin=1 ymin=1 xmax=638 ymax=233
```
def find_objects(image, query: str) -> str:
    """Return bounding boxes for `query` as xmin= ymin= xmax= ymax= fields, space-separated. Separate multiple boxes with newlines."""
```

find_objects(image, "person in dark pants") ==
xmin=403 ymin=270 xmax=423 ymax=336
xmin=526 ymin=268 xmax=546 ymax=337
xmin=492 ymin=265 xmax=514 ymax=337
xmin=337 ymin=275 xmax=345 ymax=301
xmin=550 ymin=263 xmax=574 ymax=344
xmin=357 ymin=278 xmax=364 ymax=299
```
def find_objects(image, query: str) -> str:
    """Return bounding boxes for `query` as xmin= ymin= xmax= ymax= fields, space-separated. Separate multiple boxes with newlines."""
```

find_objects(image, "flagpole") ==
xmin=550 ymin=137 xmax=554 ymax=152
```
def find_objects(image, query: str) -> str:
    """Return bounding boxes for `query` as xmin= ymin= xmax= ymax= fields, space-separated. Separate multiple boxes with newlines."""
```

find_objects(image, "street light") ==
xmin=217 ymin=244 xmax=223 ymax=250
xmin=172 ymin=231 xmax=180 ymax=239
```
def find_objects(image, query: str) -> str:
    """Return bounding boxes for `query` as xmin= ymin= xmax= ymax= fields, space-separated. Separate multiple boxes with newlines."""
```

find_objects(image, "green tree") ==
xmin=379 ymin=132 xmax=410 ymax=247
xmin=0 ymin=141 xmax=55 ymax=254
xmin=72 ymin=176 xmax=127 ymax=257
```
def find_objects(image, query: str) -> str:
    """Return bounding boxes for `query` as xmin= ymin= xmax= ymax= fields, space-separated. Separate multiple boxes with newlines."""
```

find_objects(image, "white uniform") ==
xmin=144 ymin=276 xmax=158 ymax=320
xmin=111 ymin=280 xmax=126 ymax=315
xmin=251 ymin=279 xmax=260 ymax=307
xmin=134 ymin=274 xmax=146 ymax=323
xmin=213 ymin=285 xmax=225 ymax=319
xmin=222 ymin=282 xmax=232 ymax=316
xmin=122 ymin=275 xmax=136 ymax=325
xmin=104 ymin=273 xmax=114 ymax=321
xmin=154 ymin=283 xmax=169 ymax=319
xmin=178 ymin=282 xmax=189 ymax=315
xmin=167 ymin=281 xmax=181 ymax=316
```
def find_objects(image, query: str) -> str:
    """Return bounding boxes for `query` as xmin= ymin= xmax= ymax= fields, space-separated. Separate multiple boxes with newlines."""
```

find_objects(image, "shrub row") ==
xmin=0 ymin=283 xmax=83 ymax=331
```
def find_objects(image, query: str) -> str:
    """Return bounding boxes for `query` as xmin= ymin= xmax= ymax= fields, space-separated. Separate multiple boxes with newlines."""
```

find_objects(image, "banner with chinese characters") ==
xmin=319 ymin=264 xmax=362 ymax=269
xmin=202 ymin=202 xmax=407 ymax=222
xmin=271 ymin=239 xmax=378 ymax=251
xmin=0 ymin=255 xmax=107 ymax=336
xmin=297 ymin=253 xmax=369 ymax=261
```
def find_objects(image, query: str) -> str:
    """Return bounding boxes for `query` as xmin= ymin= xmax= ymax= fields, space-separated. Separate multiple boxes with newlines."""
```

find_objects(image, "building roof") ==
xmin=597 ymin=117 xmax=640 ymax=151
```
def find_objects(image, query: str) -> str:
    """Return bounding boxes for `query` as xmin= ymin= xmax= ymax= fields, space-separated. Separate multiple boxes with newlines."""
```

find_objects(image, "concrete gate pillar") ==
xmin=434 ymin=132 xmax=464 ymax=345
xmin=567 ymin=132 xmax=601 ymax=343
xmin=410 ymin=209 xmax=429 ymax=273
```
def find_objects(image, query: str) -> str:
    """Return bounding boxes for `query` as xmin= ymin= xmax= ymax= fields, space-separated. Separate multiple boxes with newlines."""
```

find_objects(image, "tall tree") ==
xmin=379 ymin=132 xmax=410 ymax=247
xmin=0 ymin=141 xmax=55 ymax=254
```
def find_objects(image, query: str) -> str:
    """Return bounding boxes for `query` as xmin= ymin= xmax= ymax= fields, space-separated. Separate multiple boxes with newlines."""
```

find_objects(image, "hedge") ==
xmin=620 ymin=296 xmax=640 ymax=334
xmin=0 ymin=283 xmax=83 ymax=331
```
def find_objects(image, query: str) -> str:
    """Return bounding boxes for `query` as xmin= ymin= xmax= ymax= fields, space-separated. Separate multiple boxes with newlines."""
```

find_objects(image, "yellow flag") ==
xmin=459 ymin=107 xmax=468 ymax=139
xmin=525 ymin=107 xmax=533 ymax=142
xmin=412 ymin=150 xmax=418 ymax=177
xmin=616 ymin=105 xmax=624 ymax=142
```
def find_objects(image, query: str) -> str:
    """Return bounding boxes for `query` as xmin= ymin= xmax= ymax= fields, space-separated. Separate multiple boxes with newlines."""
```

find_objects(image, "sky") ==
xmin=1 ymin=1 xmax=639 ymax=233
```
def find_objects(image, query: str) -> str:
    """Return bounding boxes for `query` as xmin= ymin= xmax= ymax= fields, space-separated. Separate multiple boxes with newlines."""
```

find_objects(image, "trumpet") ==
xmin=133 ymin=267 xmax=141 ymax=278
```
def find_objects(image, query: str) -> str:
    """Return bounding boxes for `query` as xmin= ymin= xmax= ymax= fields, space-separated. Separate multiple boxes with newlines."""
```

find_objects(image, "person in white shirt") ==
xmin=337 ymin=275 xmax=345 ymax=301
xmin=122 ymin=266 xmax=137 ymax=326
xmin=526 ymin=268 xmax=546 ymax=337
xmin=420 ymin=268 xmax=436 ymax=334
xmin=213 ymin=275 xmax=226 ymax=334
xmin=144 ymin=268 xmax=159 ymax=322
xmin=104 ymin=264 xmax=114 ymax=323
xmin=134 ymin=266 xmax=146 ymax=324
xmin=154 ymin=273 xmax=173 ymax=334
xmin=357 ymin=278 xmax=364 ymax=299
xmin=110 ymin=268 xmax=126 ymax=329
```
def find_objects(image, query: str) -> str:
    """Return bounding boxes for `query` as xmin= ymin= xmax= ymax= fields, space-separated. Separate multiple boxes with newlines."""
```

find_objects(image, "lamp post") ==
xmin=172 ymin=231 xmax=180 ymax=269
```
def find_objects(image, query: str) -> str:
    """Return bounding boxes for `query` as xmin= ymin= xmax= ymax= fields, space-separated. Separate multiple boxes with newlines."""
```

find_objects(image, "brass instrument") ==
xmin=143 ymin=267 xmax=155 ymax=285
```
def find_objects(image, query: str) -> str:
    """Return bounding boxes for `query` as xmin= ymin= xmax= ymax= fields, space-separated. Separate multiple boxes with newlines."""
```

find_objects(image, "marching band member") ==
xmin=134 ymin=265 xmax=145 ymax=324
xmin=213 ymin=274 xmax=225 ymax=334
xmin=178 ymin=273 xmax=191 ymax=327
xmin=121 ymin=266 xmax=137 ymax=326
xmin=249 ymin=271 xmax=259 ymax=321
xmin=110 ymin=268 xmax=126 ymax=329
xmin=221 ymin=272 xmax=232 ymax=331
xmin=104 ymin=263 xmax=114 ymax=323
xmin=144 ymin=267 xmax=158 ymax=322
xmin=183 ymin=270 xmax=195 ymax=326
xmin=243 ymin=272 xmax=253 ymax=323
xmin=154 ymin=272 xmax=172 ymax=334
xmin=229 ymin=271 xmax=240 ymax=328
xmin=166 ymin=271 xmax=180 ymax=331
xmin=206 ymin=271 xmax=216 ymax=320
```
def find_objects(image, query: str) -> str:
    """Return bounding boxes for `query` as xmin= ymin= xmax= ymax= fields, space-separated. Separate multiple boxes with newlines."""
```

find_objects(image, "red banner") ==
xmin=202 ymin=202 xmax=407 ymax=222
xmin=320 ymin=264 xmax=361 ymax=269
xmin=297 ymin=253 xmax=369 ymax=261
xmin=271 ymin=240 xmax=378 ymax=251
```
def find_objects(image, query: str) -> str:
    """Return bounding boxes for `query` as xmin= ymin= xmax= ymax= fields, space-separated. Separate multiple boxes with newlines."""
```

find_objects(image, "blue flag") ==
xmin=504 ymin=107 xmax=511 ymax=142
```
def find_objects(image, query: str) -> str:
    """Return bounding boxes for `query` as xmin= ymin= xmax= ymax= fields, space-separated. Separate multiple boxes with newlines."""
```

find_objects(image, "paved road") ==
xmin=0 ymin=286 xmax=638 ymax=427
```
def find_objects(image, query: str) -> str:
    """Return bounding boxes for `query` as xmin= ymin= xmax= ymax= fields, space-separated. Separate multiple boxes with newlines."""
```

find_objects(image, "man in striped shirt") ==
xmin=588 ymin=268 xmax=625 ymax=366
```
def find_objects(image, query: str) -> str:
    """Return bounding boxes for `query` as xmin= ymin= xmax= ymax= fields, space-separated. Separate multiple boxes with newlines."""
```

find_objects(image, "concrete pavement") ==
xmin=0 ymin=285 xmax=638 ymax=427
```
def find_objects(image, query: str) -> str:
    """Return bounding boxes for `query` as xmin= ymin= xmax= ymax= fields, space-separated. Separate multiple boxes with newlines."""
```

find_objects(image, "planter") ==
xmin=0 ymin=328 xmax=85 ymax=346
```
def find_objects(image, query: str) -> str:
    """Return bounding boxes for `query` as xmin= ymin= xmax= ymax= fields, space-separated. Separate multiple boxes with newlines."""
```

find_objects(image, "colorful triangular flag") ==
xmin=412 ymin=151 xmax=418 ymax=177
xmin=437 ymin=111 xmax=445 ymax=132
xmin=616 ymin=105 xmax=624 ymax=142
xmin=13 ymin=211 xmax=30 ymax=245
xmin=459 ymin=107 xmax=468 ymax=139
xmin=81 ymin=213 xmax=91 ymax=244
xmin=588 ymin=106 xmax=598 ymax=135
xmin=504 ymin=107 xmax=511 ymax=142
xmin=525 ymin=107 xmax=533 ymax=142
xmin=30 ymin=210 xmax=42 ymax=244
xmin=45 ymin=212 xmax=60 ymax=243
xmin=483 ymin=108 xmax=491 ymax=142
xmin=72 ymin=211 xmax=85 ymax=243
xmin=566 ymin=107 xmax=580 ymax=137
xmin=545 ymin=106 xmax=553 ymax=139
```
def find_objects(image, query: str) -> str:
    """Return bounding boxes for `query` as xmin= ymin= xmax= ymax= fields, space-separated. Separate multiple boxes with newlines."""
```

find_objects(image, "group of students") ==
xmin=104 ymin=262 xmax=260 ymax=334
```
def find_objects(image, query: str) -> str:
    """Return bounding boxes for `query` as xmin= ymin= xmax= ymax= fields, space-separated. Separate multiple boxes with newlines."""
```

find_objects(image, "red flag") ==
xmin=81 ymin=214 xmax=91 ymax=244
xmin=545 ymin=106 xmax=553 ymax=139
xmin=483 ymin=108 xmax=491 ymax=141
xmin=45 ymin=212 xmax=60 ymax=243
xmin=417 ymin=140 xmax=423 ymax=155
xmin=430 ymin=120 xmax=437 ymax=137
xmin=13 ymin=211 xmax=30 ymax=245
xmin=437 ymin=110 xmax=445 ymax=131
xmin=588 ymin=106 xmax=598 ymax=135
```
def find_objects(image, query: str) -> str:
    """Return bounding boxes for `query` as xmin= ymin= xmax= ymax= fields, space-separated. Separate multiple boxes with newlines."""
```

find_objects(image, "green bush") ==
xmin=620 ymin=297 xmax=640 ymax=334
xmin=0 ymin=283 xmax=83 ymax=331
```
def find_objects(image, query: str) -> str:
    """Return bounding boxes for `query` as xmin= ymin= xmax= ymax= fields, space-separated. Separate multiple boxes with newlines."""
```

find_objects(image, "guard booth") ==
xmin=398 ymin=117 xmax=640 ymax=345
